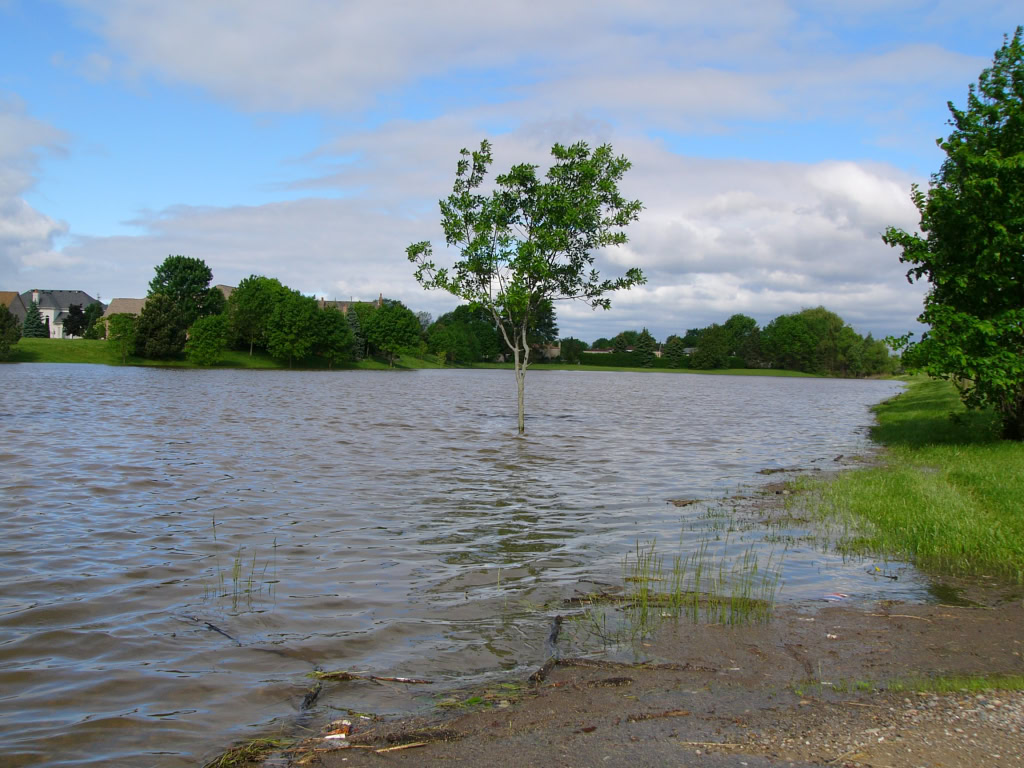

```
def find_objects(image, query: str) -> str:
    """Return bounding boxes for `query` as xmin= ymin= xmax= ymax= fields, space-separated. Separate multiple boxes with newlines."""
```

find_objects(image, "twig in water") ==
xmin=375 ymin=742 xmax=428 ymax=754
xmin=310 ymin=670 xmax=432 ymax=684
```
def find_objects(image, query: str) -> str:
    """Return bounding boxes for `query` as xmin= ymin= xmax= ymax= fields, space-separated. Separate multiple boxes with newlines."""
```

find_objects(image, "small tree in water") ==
xmin=408 ymin=140 xmax=645 ymax=434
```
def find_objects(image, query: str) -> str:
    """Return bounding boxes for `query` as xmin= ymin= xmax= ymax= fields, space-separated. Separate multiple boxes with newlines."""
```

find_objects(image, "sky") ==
xmin=1 ymin=1 xmax=1019 ymax=344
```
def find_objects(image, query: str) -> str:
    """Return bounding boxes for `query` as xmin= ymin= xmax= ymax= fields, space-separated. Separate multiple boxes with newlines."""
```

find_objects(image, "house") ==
xmin=317 ymin=293 xmax=384 ymax=313
xmin=0 ymin=292 xmax=28 ymax=323
xmin=102 ymin=298 xmax=148 ymax=318
xmin=19 ymin=289 xmax=103 ymax=338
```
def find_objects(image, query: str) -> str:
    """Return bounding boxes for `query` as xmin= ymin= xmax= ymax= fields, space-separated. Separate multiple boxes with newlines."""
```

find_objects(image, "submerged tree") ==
xmin=409 ymin=140 xmax=645 ymax=433
xmin=884 ymin=28 xmax=1024 ymax=439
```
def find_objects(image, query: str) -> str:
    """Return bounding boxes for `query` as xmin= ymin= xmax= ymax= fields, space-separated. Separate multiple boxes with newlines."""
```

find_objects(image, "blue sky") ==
xmin=1 ymin=1 xmax=1020 ymax=342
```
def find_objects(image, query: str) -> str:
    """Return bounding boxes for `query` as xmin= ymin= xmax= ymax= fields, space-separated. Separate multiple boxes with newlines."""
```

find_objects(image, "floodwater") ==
xmin=0 ymin=365 xmax=916 ymax=766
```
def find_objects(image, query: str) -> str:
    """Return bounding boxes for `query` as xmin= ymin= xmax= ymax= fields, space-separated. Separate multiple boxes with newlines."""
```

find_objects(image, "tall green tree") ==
xmin=63 ymin=304 xmax=87 ymax=337
xmin=82 ymin=302 xmax=105 ymax=339
xmin=559 ymin=337 xmax=588 ymax=364
xmin=106 ymin=313 xmax=137 ymax=364
xmin=723 ymin=314 xmax=761 ymax=367
xmin=366 ymin=300 xmax=421 ymax=366
xmin=267 ymin=290 xmax=319 ymax=368
xmin=228 ymin=275 xmax=287 ymax=355
xmin=430 ymin=304 xmax=502 ymax=362
xmin=316 ymin=306 xmax=355 ymax=368
xmin=135 ymin=295 xmax=187 ymax=358
xmin=692 ymin=323 xmax=730 ymax=369
xmin=346 ymin=305 xmax=366 ymax=360
xmin=409 ymin=139 xmax=645 ymax=434
xmin=0 ymin=306 xmax=21 ymax=360
xmin=884 ymin=28 xmax=1024 ymax=439
xmin=348 ymin=302 xmax=378 ymax=359
xmin=634 ymin=327 xmax=657 ymax=367
xmin=149 ymin=255 xmax=223 ymax=326
xmin=185 ymin=314 xmax=229 ymax=366
xmin=22 ymin=301 xmax=48 ymax=338
xmin=660 ymin=335 xmax=683 ymax=368
xmin=612 ymin=330 xmax=640 ymax=352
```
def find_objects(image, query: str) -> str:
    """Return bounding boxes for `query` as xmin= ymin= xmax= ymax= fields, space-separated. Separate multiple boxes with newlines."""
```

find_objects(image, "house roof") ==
xmin=0 ymin=292 xmax=27 ymax=321
xmin=20 ymin=289 xmax=102 ymax=311
xmin=102 ymin=298 xmax=147 ymax=317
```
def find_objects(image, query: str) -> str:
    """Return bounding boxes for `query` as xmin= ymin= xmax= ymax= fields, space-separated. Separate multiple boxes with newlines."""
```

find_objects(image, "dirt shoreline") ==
xmin=260 ymin=592 xmax=1024 ymax=768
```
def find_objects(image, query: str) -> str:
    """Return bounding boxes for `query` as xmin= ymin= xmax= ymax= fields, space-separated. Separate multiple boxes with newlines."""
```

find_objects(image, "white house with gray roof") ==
xmin=19 ymin=289 xmax=103 ymax=338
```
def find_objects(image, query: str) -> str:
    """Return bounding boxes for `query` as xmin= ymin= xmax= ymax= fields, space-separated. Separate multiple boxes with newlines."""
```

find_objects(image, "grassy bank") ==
xmin=3 ymin=338 xmax=446 ymax=370
xmin=807 ymin=378 xmax=1024 ymax=583
xmin=6 ymin=338 xmax=815 ymax=376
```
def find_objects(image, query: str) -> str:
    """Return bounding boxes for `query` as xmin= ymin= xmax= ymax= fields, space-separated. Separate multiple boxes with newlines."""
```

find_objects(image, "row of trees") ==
xmin=106 ymin=256 xmax=425 ymax=367
xmin=557 ymin=308 xmax=896 ymax=377
xmin=423 ymin=301 xmax=559 ymax=365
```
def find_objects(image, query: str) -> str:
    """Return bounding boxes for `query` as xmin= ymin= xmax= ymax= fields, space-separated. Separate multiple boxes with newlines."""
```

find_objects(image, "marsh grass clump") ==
xmin=201 ymin=737 xmax=292 ymax=768
xmin=624 ymin=540 xmax=781 ymax=636
xmin=204 ymin=517 xmax=278 ymax=613
xmin=573 ymin=538 xmax=782 ymax=643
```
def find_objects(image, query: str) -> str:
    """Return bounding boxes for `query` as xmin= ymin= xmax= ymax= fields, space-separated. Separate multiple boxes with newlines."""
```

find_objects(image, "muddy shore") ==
xmin=252 ymin=587 xmax=1024 ymax=768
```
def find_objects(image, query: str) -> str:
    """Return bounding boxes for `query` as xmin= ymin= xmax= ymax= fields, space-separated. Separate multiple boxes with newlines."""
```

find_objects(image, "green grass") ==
xmin=573 ymin=537 xmax=782 ymax=643
xmin=805 ymin=377 xmax=1024 ymax=583
xmin=5 ymin=339 xmax=824 ymax=377
xmin=4 ymin=337 xmax=445 ymax=370
xmin=889 ymin=674 xmax=1024 ymax=694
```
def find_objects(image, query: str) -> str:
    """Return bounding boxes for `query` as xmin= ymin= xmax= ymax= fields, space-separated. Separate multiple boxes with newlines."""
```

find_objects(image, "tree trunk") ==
xmin=1001 ymin=395 xmax=1024 ymax=441
xmin=515 ymin=323 xmax=531 ymax=435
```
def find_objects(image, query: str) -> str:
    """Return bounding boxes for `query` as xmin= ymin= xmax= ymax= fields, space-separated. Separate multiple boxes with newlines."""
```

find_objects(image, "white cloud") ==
xmin=55 ymin=123 xmax=928 ymax=340
xmin=0 ymin=96 xmax=71 ymax=286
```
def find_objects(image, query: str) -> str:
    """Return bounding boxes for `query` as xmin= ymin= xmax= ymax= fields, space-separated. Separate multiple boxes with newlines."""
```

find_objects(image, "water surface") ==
xmin=0 ymin=365 xmax=914 ymax=766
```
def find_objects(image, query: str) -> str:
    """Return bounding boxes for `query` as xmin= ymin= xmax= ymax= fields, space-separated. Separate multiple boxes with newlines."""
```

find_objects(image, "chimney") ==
xmin=32 ymin=289 xmax=39 ymax=304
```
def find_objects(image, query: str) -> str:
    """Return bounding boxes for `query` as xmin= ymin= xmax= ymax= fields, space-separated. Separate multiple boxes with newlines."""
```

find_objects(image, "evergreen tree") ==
xmin=346 ymin=306 xmax=366 ymax=360
xmin=22 ymin=301 xmax=48 ymax=338
xmin=662 ymin=335 xmax=687 ymax=368
xmin=635 ymin=328 xmax=657 ymax=367
xmin=135 ymin=294 xmax=187 ymax=358
xmin=63 ymin=304 xmax=87 ymax=337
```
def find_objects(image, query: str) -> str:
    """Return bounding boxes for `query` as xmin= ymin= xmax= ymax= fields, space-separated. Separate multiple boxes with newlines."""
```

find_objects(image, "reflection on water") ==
xmin=0 ymin=365 xmax=913 ymax=766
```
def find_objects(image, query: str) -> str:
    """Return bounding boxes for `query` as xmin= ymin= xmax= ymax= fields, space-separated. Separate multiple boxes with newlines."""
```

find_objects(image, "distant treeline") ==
xmin=101 ymin=256 xmax=424 ymax=367
xmin=78 ymin=255 xmax=896 ymax=377
xmin=563 ymin=308 xmax=898 ymax=377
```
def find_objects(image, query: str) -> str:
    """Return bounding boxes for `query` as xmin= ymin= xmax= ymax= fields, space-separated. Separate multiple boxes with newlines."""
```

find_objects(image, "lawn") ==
xmin=806 ymin=378 xmax=1024 ymax=583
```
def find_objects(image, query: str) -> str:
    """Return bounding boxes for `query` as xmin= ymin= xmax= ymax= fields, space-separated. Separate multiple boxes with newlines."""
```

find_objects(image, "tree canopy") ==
xmin=149 ymin=255 xmax=223 ymax=326
xmin=366 ymin=300 xmax=422 ymax=366
xmin=408 ymin=139 xmax=645 ymax=432
xmin=62 ymin=304 xmax=87 ymax=338
xmin=884 ymin=28 xmax=1024 ymax=439
xmin=0 ymin=306 xmax=21 ymax=360
xmin=106 ymin=313 xmax=137 ymax=365
xmin=185 ymin=314 xmax=229 ymax=366
xmin=228 ymin=275 xmax=288 ymax=355
xmin=135 ymin=295 xmax=187 ymax=359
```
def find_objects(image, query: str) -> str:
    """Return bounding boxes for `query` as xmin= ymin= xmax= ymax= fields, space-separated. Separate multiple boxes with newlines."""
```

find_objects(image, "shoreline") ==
xmin=204 ymin=380 xmax=1024 ymax=768
xmin=219 ymin=571 xmax=1024 ymax=768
